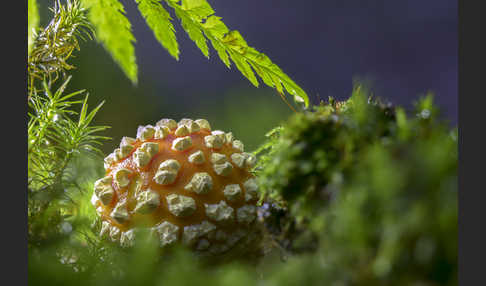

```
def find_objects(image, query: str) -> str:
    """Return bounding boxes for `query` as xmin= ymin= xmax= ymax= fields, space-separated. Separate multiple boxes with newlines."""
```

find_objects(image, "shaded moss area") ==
xmin=256 ymin=86 xmax=457 ymax=285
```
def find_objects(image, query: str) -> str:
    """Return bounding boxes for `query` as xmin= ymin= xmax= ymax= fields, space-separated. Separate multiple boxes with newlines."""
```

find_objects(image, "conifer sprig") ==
xmin=27 ymin=0 xmax=110 ymax=238
xmin=27 ymin=76 xmax=109 ymax=244
xmin=28 ymin=76 xmax=110 ymax=191
xmin=28 ymin=0 xmax=93 ymax=94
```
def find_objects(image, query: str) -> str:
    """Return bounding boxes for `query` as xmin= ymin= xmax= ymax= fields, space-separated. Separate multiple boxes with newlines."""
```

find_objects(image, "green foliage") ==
xmin=28 ymin=76 xmax=109 ymax=245
xmin=78 ymin=0 xmax=308 ymax=107
xmin=170 ymin=0 xmax=210 ymax=58
xmin=28 ymin=0 xmax=93 ymax=94
xmin=255 ymin=87 xmax=397 ymax=214
xmin=28 ymin=0 xmax=109 ymax=248
xmin=28 ymin=0 xmax=40 ymax=56
xmin=318 ymin=131 xmax=457 ymax=285
xmin=81 ymin=0 xmax=138 ymax=83
xmin=136 ymin=0 xmax=180 ymax=60
xmin=255 ymin=86 xmax=458 ymax=285
xmin=164 ymin=0 xmax=309 ymax=108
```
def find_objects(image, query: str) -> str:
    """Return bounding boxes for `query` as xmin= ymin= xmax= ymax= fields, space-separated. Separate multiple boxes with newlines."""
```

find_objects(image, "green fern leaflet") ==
xmin=80 ymin=0 xmax=309 ymax=108
xmin=81 ymin=0 xmax=138 ymax=84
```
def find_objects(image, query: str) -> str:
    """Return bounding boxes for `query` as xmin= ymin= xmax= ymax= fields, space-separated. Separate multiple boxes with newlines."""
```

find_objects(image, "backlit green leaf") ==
xmin=81 ymin=0 xmax=138 ymax=84
xmin=164 ymin=0 xmax=309 ymax=108
xmin=174 ymin=6 xmax=209 ymax=58
xmin=136 ymin=0 xmax=180 ymax=60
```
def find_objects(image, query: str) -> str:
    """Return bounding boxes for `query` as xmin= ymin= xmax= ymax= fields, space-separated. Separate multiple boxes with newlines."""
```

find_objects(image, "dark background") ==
xmin=38 ymin=0 xmax=457 ymax=153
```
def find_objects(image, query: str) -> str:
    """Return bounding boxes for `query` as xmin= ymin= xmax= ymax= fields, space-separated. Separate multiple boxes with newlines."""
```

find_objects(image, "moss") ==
xmin=255 ymin=85 xmax=457 ymax=285
xmin=256 ymin=86 xmax=396 ymax=216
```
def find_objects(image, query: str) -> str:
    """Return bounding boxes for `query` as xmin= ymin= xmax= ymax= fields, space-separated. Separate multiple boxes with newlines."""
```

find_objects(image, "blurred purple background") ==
xmin=123 ymin=0 xmax=457 ymax=122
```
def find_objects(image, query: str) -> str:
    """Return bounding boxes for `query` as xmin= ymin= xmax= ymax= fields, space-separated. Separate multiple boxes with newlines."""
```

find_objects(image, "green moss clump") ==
xmin=256 ymin=86 xmax=395 ymax=214
xmin=255 ymin=85 xmax=457 ymax=284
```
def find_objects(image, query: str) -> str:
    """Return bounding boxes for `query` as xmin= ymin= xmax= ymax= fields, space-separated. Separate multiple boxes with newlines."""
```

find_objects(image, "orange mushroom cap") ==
xmin=91 ymin=118 xmax=261 ymax=256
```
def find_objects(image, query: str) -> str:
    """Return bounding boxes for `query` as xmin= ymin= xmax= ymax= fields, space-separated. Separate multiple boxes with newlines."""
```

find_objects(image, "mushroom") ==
xmin=91 ymin=118 xmax=261 ymax=256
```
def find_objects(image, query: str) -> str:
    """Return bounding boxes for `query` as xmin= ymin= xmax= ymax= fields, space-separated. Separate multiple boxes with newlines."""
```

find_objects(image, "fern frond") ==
xmin=136 ymin=0 xmax=180 ymax=60
xmin=173 ymin=4 xmax=209 ymax=58
xmin=164 ymin=0 xmax=309 ymax=108
xmin=81 ymin=0 xmax=138 ymax=84
xmin=28 ymin=0 xmax=40 ymax=56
